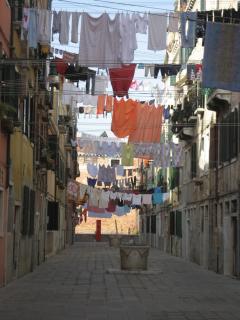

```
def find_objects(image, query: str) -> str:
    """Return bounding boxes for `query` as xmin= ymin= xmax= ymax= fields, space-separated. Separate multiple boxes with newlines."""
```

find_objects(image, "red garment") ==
xmin=106 ymin=199 xmax=116 ymax=213
xmin=87 ymin=206 xmax=105 ymax=213
xmin=111 ymin=98 xmax=137 ymax=138
xmin=55 ymin=58 xmax=68 ymax=75
xmin=109 ymin=64 xmax=136 ymax=97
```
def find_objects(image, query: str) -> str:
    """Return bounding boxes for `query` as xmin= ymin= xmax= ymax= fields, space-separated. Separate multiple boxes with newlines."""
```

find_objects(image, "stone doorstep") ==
xmin=106 ymin=268 xmax=163 ymax=275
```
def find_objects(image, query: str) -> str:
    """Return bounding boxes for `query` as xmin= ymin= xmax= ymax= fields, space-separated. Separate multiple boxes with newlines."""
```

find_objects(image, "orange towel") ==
xmin=128 ymin=104 xmax=163 ymax=143
xmin=97 ymin=95 xmax=106 ymax=116
xmin=105 ymin=95 xmax=114 ymax=112
xmin=111 ymin=98 xmax=137 ymax=138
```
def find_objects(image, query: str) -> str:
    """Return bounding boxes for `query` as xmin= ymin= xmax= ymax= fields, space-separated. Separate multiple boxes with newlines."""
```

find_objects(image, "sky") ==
xmin=51 ymin=0 xmax=175 ymax=137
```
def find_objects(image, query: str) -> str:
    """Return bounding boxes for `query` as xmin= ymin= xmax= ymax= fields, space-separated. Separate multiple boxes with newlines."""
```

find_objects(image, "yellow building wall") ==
xmin=10 ymin=129 xmax=33 ymax=201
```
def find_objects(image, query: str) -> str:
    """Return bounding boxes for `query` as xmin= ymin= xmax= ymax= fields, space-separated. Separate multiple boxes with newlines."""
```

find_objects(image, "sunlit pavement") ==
xmin=0 ymin=242 xmax=240 ymax=320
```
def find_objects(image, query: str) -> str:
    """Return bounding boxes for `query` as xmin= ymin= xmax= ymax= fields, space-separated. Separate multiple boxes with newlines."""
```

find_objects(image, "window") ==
xmin=176 ymin=211 xmax=182 ymax=238
xmin=231 ymin=200 xmax=237 ymax=214
xmin=151 ymin=215 xmax=156 ymax=234
xmin=22 ymin=186 xmax=35 ymax=236
xmin=170 ymin=211 xmax=175 ymax=235
xmin=219 ymin=203 xmax=223 ymax=227
xmin=225 ymin=201 xmax=230 ymax=215
xmin=191 ymin=143 xmax=197 ymax=178
xmin=111 ymin=159 xmax=120 ymax=167
xmin=209 ymin=125 xmax=217 ymax=169
xmin=47 ymin=201 xmax=59 ymax=230
xmin=219 ymin=110 xmax=238 ymax=163
xmin=170 ymin=211 xmax=182 ymax=238
xmin=213 ymin=203 xmax=218 ymax=228
xmin=146 ymin=216 xmax=150 ymax=233
xmin=200 ymin=206 xmax=204 ymax=232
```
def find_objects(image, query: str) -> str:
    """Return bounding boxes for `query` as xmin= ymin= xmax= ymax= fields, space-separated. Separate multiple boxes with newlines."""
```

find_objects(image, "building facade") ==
xmin=0 ymin=0 xmax=78 ymax=286
xmin=140 ymin=0 xmax=240 ymax=277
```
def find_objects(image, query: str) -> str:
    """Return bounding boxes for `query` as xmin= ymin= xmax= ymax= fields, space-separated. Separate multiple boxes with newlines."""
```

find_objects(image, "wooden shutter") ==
xmin=29 ymin=190 xmax=35 ymax=235
xmin=176 ymin=210 xmax=182 ymax=238
xmin=170 ymin=211 xmax=175 ymax=235
xmin=22 ymin=186 xmax=29 ymax=235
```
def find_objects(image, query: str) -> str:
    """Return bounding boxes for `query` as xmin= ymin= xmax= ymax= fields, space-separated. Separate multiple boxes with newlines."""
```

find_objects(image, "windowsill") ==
xmin=218 ymin=157 xmax=238 ymax=169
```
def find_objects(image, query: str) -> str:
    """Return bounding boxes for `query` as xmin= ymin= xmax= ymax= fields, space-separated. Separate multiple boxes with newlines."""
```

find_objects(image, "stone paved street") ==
xmin=0 ymin=242 xmax=240 ymax=320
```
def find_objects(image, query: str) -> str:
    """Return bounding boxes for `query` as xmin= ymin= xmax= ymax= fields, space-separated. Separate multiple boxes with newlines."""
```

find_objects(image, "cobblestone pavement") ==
xmin=1 ymin=242 xmax=240 ymax=320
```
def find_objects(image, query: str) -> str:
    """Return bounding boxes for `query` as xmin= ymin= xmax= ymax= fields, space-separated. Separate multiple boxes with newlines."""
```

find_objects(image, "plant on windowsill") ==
xmin=0 ymin=102 xmax=17 ymax=134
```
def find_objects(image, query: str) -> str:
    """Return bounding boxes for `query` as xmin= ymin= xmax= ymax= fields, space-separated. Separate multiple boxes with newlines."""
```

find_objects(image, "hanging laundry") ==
xmin=133 ymin=12 xmax=148 ymax=34
xmin=79 ymin=13 xmax=121 ymax=68
xmin=37 ymin=9 xmax=52 ymax=44
xmin=163 ymin=105 xmax=170 ymax=120
xmin=55 ymin=58 xmax=68 ymax=75
xmin=168 ymin=12 xmax=179 ymax=32
xmin=116 ymin=165 xmax=124 ymax=176
xmin=87 ymin=177 xmax=97 ymax=187
xmin=88 ymin=211 xmax=112 ymax=218
xmin=97 ymin=95 xmax=106 ymax=116
xmin=79 ymin=184 xmax=88 ymax=200
xmin=22 ymin=7 xmax=29 ymax=40
xmin=83 ymin=95 xmax=98 ymax=107
xmin=105 ymin=95 xmax=114 ymax=113
xmin=52 ymin=11 xmax=61 ymax=34
xmin=142 ymin=193 xmax=152 ymax=205
xmin=95 ymin=75 xmax=108 ymax=95
xmin=202 ymin=22 xmax=240 ymax=92
xmin=128 ymin=103 xmax=163 ymax=143
xmin=111 ymin=98 xmax=137 ymax=138
xmin=59 ymin=11 xmax=71 ymax=45
xmin=99 ymin=191 xmax=110 ymax=209
xmin=169 ymin=167 xmax=179 ymax=190
xmin=119 ymin=13 xmax=137 ymax=64
xmin=152 ymin=188 xmax=163 ymax=205
xmin=145 ymin=64 xmax=154 ymax=77
xmin=71 ymin=12 xmax=81 ymax=43
xmin=88 ymin=188 xmax=101 ymax=207
xmin=148 ymin=13 xmax=167 ymax=51
xmin=87 ymin=163 xmax=98 ymax=178
xmin=121 ymin=143 xmax=134 ymax=166
xmin=28 ymin=8 xmax=38 ymax=48
xmin=123 ymin=193 xmax=133 ymax=205
xmin=106 ymin=199 xmax=116 ymax=213
xmin=109 ymin=64 xmax=136 ymax=97
xmin=154 ymin=64 xmax=181 ymax=79
xmin=132 ymin=194 xmax=142 ymax=206
xmin=180 ymin=12 xmax=197 ymax=48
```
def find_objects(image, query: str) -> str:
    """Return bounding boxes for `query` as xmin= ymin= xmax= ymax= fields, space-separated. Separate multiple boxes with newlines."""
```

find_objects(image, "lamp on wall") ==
xmin=48 ymin=62 xmax=59 ymax=86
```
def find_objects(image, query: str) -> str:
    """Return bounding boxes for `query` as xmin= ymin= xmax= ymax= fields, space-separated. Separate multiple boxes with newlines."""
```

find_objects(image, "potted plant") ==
xmin=0 ymin=102 xmax=17 ymax=134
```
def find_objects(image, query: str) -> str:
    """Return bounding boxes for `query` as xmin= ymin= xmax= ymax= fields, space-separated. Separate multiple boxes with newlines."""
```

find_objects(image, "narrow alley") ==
xmin=0 ymin=241 xmax=240 ymax=320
